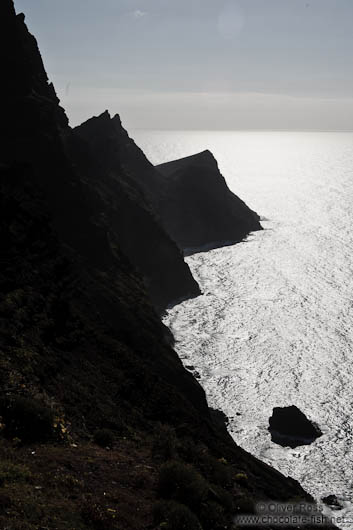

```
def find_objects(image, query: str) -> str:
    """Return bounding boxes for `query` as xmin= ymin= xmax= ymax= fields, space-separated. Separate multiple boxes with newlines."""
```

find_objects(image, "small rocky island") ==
xmin=322 ymin=495 xmax=343 ymax=511
xmin=269 ymin=406 xmax=322 ymax=448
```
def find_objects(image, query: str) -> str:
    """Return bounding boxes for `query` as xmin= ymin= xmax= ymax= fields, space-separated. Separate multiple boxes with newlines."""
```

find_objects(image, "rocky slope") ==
xmin=74 ymin=112 xmax=168 ymax=211
xmin=75 ymin=113 xmax=262 ymax=256
xmin=67 ymin=111 xmax=200 ymax=312
xmin=0 ymin=2 xmax=335 ymax=529
xmin=1 ymin=4 xmax=199 ymax=314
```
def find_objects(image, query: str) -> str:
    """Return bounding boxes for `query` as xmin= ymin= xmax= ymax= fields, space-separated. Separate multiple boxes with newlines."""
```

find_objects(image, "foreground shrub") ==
xmin=206 ymin=456 xmax=233 ymax=486
xmin=0 ymin=462 xmax=32 ymax=486
xmin=152 ymin=423 xmax=177 ymax=460
xmin=93 ymin=428 xmax=115 ymax=448
xmin=208 ymin=484 xmax=233 ymax=512
xmin=81 ymin=501 xmax=116 ymax=530
xmin=199 ymin=501 xmax=227 ymax=530
xmin=234 ymin=495 xmax=255 ymax=514
xmin=154 ymin=500 xmax=202 ymax=530
xmin=158 ymin=461 xmax=208 ymax=510
xmin=0 ymin=396 xmax=53 ymax=443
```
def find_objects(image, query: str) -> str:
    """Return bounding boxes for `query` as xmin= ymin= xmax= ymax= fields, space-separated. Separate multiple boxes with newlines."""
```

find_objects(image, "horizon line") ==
xmin=130 ymin=128 xmax=353 ymax=133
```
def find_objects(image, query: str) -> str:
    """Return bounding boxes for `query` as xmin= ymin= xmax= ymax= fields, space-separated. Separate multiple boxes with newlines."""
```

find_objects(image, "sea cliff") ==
xmin=0 ymin=2 xmax=335 ymax=528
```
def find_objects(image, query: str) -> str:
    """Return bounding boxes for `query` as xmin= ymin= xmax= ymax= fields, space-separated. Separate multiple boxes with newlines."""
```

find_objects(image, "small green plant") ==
xmin=93 ymin=428 xmax=115 ymax=448
xmin=158 ymin=461 xmax=208 ymax=510
xmin=0 ymin=396 xmax=54 ymax=443
xmin=154 ymin=500 xmax=202 ymax=530
xmin=235 ymin=472 xmax=248 ymax=485
xmin=209 ymin=457 xmax=233 ymax=486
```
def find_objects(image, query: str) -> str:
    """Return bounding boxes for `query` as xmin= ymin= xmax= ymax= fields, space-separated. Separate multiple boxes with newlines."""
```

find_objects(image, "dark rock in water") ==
xmin=156 ymin=150 xmax=262 ymax=254
xmin=269 ymin=406 xmax=322 ymax=448
xmin=322 ymin=495 xmax=343 ymax=510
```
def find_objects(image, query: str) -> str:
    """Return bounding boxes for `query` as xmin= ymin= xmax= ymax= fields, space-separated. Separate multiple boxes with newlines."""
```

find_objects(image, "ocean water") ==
xmin=133 ymin=130 xmax=353 ymax=526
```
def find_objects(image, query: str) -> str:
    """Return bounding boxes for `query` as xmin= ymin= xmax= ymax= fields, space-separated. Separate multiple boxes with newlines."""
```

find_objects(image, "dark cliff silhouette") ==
xmin=0 ymin=2 xmax=335 ymax=528
xmin=75 ymin=113 xmax=262 ymax=257
xmin=67 ymin=111 xmax=200 ymax=312
xmin=157 ymin=150 xmax=262 ymax=254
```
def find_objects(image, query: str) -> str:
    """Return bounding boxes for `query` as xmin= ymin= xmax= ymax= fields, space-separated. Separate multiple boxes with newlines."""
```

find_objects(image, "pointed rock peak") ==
xmin=156 ymin=149 xmax=219 ymax=175
xmin=196 ymin=149 xmax=218 ymax=164
xmin=76 ymin=110 xmax=113 ymax=134
xmin=99 ymin=109 xmax=111 ymax=121
xmin=178 ymin=149 xmax=217 ymax=166
xmin=112 ymin=113 xmax=122 ymax=126
xmin=111 ymin=113 xmax=125 ymax=134
xmin=200 ymin=149 xmax=214 ymax=158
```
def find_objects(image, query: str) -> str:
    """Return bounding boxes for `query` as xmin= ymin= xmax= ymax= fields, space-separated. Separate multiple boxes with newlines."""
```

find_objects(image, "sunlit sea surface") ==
xmin=133 ymin=130 xmax=353 ymax=527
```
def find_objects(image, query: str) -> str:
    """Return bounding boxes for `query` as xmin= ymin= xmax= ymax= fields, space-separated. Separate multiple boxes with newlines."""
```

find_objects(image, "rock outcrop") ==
xmin=156 ymin=151 xmax=262 ymax=254
xmin=269 ymin=406 xmax=322 ymax=448
xmin=322 ymin=495 xmax=343 ymax=510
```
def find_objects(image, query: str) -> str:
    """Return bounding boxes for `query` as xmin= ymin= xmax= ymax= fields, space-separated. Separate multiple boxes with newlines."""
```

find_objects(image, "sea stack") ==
xmin=269 ymin=406 xmax=322 ymax=448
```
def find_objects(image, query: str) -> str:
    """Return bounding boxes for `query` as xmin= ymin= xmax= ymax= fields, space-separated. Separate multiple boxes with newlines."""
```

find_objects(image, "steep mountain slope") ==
xmin=75 ymin=113 xmax=262 ymax=255
xmin=2 ymin=0 xmax=199 ymax=314
xmin=74 ymin=112 xmax=167 ymax=209
xmin=66 ymin=112 xmax=200 ymax=312
xmin=0 ymin=2 xmax=335 ymax=529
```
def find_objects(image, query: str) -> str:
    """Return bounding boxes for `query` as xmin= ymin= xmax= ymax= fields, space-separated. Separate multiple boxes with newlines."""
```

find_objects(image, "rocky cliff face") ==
xmin=0 ymin=2 xmax=335 ymax=529
xmin=74 ymin=112 xmax=167 ymax=208
xmin=69 ymin=111 xmax=200 ymax=312
xmin=157 ymin=151 xmax=262 ymax=254
xmin=74 ymin=113 xmax=262 ymax=256
xmin=1 ymin=0 xmax=199 ymax=314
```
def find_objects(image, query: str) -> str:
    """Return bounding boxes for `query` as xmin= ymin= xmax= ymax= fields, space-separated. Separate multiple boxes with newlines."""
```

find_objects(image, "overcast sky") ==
xmin=14 ymin=0 xmax=353 ymax=130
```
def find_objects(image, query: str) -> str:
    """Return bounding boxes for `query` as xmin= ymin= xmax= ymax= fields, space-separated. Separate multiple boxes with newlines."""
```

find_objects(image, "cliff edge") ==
xmin=75 ymin=113 xmax=262 ymax=257
xmin=157 ymin=150 xmax=262 ymax=254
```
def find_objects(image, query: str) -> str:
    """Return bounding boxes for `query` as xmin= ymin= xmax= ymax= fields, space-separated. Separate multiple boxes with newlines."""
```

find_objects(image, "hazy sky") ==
xmin=15 ymin=0 xmax=353 ymax=130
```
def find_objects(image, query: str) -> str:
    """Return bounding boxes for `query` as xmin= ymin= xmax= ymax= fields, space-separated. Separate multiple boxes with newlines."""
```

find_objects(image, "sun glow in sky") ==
xmin=14 ymin=0 xmax=353 ymax=130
